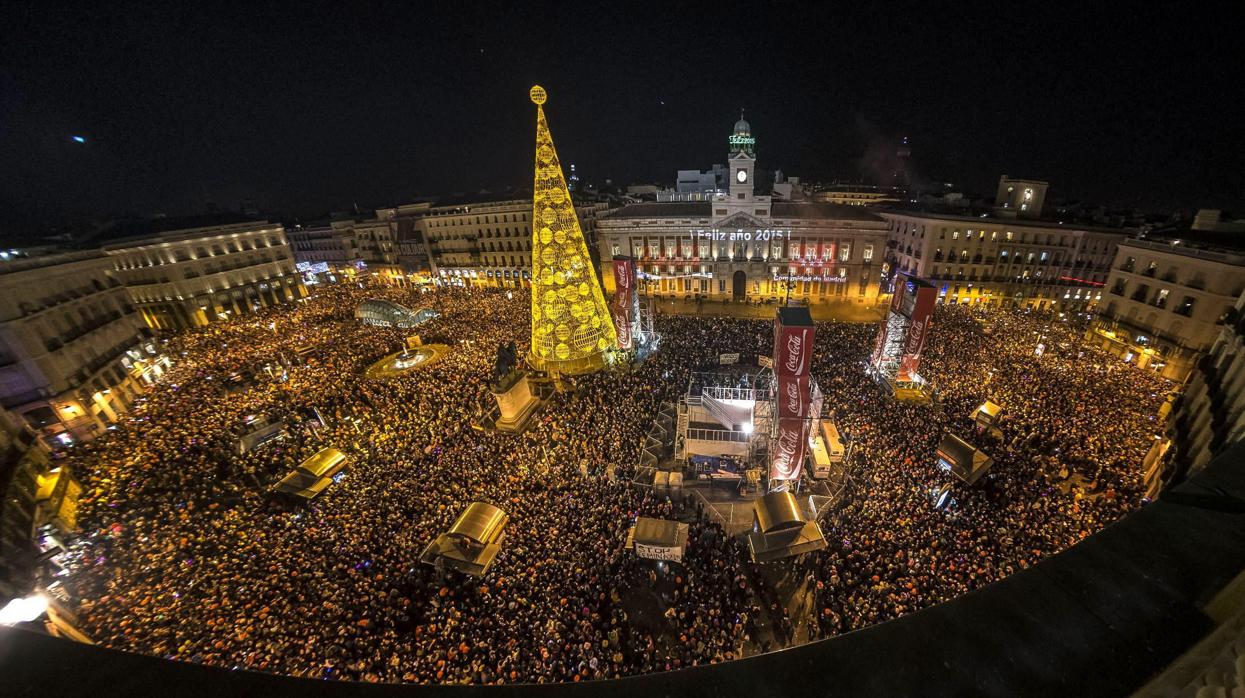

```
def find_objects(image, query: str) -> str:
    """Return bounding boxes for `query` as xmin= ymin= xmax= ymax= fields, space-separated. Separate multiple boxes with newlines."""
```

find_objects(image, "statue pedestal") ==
xmin=491 ymin=370 xmax=541 ymax=433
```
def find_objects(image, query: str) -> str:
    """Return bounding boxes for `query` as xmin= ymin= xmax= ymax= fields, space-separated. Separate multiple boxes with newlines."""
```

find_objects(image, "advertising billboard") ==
xmin=770 ymin=417 xmax=810 ymax=481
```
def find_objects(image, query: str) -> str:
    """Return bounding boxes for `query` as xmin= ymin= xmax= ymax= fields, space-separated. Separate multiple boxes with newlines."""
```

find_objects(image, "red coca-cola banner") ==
xmin=889 ymin=275 xmax=907 ymax=313
xmin=774 ymin=324 xmax=814 ymax=377
xmin=776 ymin=374 xmax=811 ymax=419
xmin=770 ymin=416 xmax=810 ymax=481
xmin=611 ymin=257 xmax=636 ymax=349
xmin=869 ymin=322 xmax=888 ymax=367
xmin=899 ymin=285 xmax=937 ymax=376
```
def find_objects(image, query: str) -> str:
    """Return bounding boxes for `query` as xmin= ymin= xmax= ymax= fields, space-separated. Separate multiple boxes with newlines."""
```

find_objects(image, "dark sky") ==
xmin=1 ymin=1 xmax=1242 ymax=236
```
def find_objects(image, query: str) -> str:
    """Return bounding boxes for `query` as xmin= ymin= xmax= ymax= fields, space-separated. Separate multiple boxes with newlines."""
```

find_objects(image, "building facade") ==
xmin=0 ymin=405 xmax=48 ymax=603
xmin=1169 ymin=290 xmax=1245 ymax=480
xmin=881 ymin=211 xmax=1123 ymax=311
xmin=287 ymin=214 xmax=404 ymax=286
xmin=596 ymin=117 xmax=890 ymax=304
xmin=102 ymin=221 xmax=305 ymax=330
xmin=404 ymin=197 xmax=608 ymax=289
xmin=811 ymin=184 xmax=903 ymax=207
xmin=0 ymin=251 xmax=158 ymax=445
xmin=994 ymin=175 xmax=1049 ymax=218
xmin=1089 ymin=237 xmax=1245 ymax=381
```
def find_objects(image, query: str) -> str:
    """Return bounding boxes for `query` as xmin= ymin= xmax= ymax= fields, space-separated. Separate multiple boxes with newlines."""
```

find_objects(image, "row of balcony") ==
xmin=14 ymin=278 xmax=125 ymax=318
xmin=1118 ymin=263 xmax=1208 ymax=290
xmin=925 ymin=272 xmax=1098 ymax=286
xmin=42 ymin=306 xmax=137 ymax=353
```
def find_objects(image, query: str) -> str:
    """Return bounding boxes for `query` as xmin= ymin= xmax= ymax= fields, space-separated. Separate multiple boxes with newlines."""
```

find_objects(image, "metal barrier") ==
xmin=686 ymin=428 xmax=750 ymax=443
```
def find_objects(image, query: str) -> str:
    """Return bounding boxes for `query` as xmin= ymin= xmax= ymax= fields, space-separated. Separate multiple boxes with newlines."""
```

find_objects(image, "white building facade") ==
xmin=882 ymin=211 xmax=1123 ymax=311
xmin=0 ymin=251 xmax=160 ymax=445
xmin=102 ymin=221 xmax=305 ymax=330
xmin=1089 ymin=237 xmax=1245 ymax=381
xmin=596 ymin=117 xmax=890 ymax=304
xmin=411 ymin=197 xmax=609 ymax=289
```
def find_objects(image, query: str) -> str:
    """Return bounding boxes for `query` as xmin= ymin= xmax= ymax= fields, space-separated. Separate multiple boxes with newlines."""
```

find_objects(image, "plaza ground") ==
xmin=648 ymin=296 xmax=886 ymax=323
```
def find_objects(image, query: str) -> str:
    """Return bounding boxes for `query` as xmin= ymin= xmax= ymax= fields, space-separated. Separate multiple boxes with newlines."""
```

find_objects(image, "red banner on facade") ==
xmin=774 ymin=323 xmax=814 ymax=377
xmin=899 ymin=285 xmax=937 ymax=377
xmin=611 ymin=256 xmax=636 ymax=349
xmin=776 ymin=374 xmax=811 ymax=419
xmin=771 ymin=416 xmax=810 ymax=481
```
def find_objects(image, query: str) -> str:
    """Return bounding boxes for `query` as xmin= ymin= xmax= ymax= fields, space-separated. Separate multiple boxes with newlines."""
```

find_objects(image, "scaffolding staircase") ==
xmin=675 ymin=403 xmax=690 ymax=463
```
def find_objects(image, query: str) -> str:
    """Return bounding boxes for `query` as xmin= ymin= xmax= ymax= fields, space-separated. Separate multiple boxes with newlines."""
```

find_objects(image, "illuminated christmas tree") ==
xmin=526 ymin=85 xmax=616 ymax=375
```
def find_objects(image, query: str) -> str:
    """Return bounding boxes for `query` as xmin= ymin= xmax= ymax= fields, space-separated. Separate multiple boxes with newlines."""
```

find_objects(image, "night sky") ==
xmin=2 ymin=2 xmax=1242 ymax=237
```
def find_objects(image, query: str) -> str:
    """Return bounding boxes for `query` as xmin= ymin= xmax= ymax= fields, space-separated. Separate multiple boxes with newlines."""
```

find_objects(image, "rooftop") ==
xmin=604 ymin=202 xmax=712 ymax=219
xmin=603 ymin=201 xmax=885 ymax=222
xmin=82 ymin=213 xmax=265 ymax=248
xmin=881 ymin=207 xmax=1134 ymax=235
xmin=1138 ymin=226 xmax=1245 ymax=255
xmin=770 ymin=202 xmax=884 ymax=222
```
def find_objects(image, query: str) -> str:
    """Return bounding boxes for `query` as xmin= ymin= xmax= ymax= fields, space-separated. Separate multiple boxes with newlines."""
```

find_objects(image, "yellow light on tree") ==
xmin=526 ymin=85 xmax=616 ymax=375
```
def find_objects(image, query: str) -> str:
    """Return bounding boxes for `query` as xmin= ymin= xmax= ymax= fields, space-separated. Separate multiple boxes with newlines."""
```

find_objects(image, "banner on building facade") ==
xmin=611 ymin=256 xmax=638 ymax=349
xmin=899 ymin=284 xmax=938 ymax=377
xmin=770 ymin=416 xmax=810 ymax=481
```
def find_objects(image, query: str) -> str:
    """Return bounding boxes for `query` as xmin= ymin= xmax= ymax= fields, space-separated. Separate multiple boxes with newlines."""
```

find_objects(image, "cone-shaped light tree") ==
xmin=525 ymin=85 xmax=616 ymax=375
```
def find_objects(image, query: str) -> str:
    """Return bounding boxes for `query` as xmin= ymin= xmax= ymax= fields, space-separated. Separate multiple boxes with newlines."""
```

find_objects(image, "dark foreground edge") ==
xmin=4 ymin=442 xmax=1245 ymax=698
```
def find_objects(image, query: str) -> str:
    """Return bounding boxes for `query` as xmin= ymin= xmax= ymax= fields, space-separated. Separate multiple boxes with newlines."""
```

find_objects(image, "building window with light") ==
xmin=863 ymin=244 xmax=873 ymax=262
xmin=839 ymin=243 xmax=851 ymax=262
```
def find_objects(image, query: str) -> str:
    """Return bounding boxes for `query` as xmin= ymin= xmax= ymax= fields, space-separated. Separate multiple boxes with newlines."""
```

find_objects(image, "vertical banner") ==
xmin=889 ymin=274 xmax=908 ymax=313
xmin=611 ymin=256 xmax=637 ymax=349
xmin=900 ymin=285 xmax=937 ymax=377
xmin=772 ymin=307 xmax=815 ymax=482
xmin=869 ymin=322 xmax=888 ymax=368
xmin=776 ymin=374 xmax=811 ymax=418
xmin=774 ymin=323 xmax=814 ymax=377
xmin=771 ymin=417 xmax=810 ymax=481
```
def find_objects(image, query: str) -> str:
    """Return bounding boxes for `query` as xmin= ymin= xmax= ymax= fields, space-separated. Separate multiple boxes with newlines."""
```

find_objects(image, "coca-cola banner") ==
xmin=770 ymin=416 xmax=810 ymax=481
xmin=889 ymin=274 xmax=907 ymax=314
xmin=900 ymin=285 xmax=937 ymax=377
xmin=774 ymin=315 xmax=814 ymax=378
xmin=869 ymin=322 xmax=888 ymax=367
xmin=611 ymin=257 xmax=637 ymax=350
xmin=776 ymin=374 xmax=811 ymax=419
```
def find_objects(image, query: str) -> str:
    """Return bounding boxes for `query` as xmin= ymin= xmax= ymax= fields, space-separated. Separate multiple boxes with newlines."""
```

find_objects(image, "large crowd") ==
xmin=55 ymin=282 xmax=1170 ymax=684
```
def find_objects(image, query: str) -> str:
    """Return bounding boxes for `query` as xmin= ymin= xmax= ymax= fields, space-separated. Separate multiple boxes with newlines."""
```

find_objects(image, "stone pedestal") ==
xmin=491 ymin=371 xmax=541 ymax=433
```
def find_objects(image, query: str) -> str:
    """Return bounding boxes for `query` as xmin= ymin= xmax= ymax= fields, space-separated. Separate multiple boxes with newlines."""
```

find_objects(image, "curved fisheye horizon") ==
xmin=2 ymin=3 xmax=1245 ymax=696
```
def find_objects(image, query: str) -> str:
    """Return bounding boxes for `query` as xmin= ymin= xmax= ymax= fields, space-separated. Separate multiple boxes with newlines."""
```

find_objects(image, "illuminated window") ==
xmin=1006 ymin=231 xmax=1014 ymax=241
xmin=863 ymin=244 xmax=874 ymax=262
xmin=952 ymin=230 xmax=960 ymax=240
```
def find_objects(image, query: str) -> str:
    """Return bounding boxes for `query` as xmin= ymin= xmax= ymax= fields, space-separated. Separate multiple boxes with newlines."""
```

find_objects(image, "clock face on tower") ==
xmin=736 ymin=169 xmax=748 ymax=183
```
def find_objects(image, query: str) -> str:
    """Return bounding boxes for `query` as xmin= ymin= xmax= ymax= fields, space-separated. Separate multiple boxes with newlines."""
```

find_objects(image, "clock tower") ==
xmin=728 ymin=110 xmax=755 ymax=201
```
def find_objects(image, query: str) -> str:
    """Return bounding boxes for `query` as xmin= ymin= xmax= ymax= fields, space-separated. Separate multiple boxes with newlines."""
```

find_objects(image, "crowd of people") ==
xmin=55 ymin=282 xmax=1170 ymax=684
